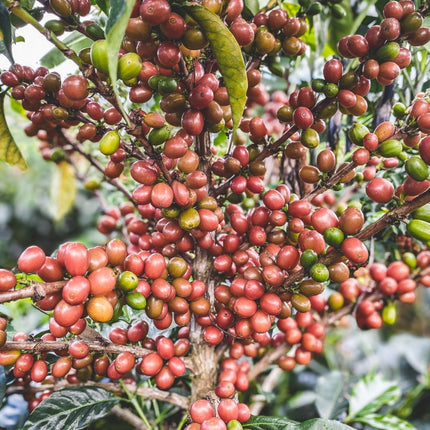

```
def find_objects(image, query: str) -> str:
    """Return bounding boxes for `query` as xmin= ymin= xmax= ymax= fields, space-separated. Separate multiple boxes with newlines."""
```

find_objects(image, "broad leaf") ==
xmin=185 ymin=5 xmax=247 ymax=132
xmin=243 ymin=0 xmax=261 ymax=17
xmin=105 ymin=0 xmax=135 ymax=126
xmin=41 ymin=32 xmax=93 ymax=68
xmin=22 ymin=386 xmax=120 ymax=430
xmin=9 ymin=97 xmax=26 ymax=116
xmin=0 ymin=365 xmax=6 ymax=404
xmin=93 ymin=0 xmax=110 ymax=15
xmin=298 ymin=419 xmax=355 ymax=429
xmin=283 ymin=3 xmax=301 ymax=16
xmin=243 ymin=416 xmax=355 ymax=430
xmin=0 ymin=2 xmax=14 ymax=64
xmin=315 ymin=371 xmax=346 ymax=419
xmin=348 ymin=374 xmax=400 ymax=419
xmin=243 ymin=415 xmax=298 ymax=429
xmin=327 ymin=0 xmax=353 ymax=54
xmin=49 ymin=161 xmax=77 ymax=222
xmin=353 ymin=414 xmax=416 ymax=430
xmin=0 ymin=92 xmax=27 ymax=170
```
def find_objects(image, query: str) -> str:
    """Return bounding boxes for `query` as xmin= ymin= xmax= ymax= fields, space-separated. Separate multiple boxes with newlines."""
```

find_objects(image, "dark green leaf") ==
xmin=41 ymin=32 xmax=93 ymax=68
xmin=315 ymin=371 xmax=346 ymax=419
xmin=93 ymin=0 xmax=110 ymax=16
xmin=353 ymin=414 xmax=416 ymax=430
xmin=243 ymin=416 xmax=355 ymax=430
xmin=298 ymin=419 xmax=355 ymax=430
xmin=327 ymin=0 xmax=353 ymax=54
xmin=22 ymin=386 xmax=120 ymax=430
xmin=243 ymin=415 xmax=298 ymax=430
xmin=0 ymin=366 xmax=6 ymax=404
xmin=185 ymin=5 xmax=247 ymax=132
xmin=106 ymin=0 xmax=135 ymax=126
xmin=0 ymin=2 xmax=14 ymax=64
xmin=348 ymin=374 xmax=400 ymax=419
xmin=0 ymin=92 xmax=27 ymax=170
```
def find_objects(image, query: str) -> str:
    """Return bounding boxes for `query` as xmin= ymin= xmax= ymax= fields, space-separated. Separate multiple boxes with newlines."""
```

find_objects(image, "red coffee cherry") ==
xmin=17 ymin=245 xmax=46 ymax=273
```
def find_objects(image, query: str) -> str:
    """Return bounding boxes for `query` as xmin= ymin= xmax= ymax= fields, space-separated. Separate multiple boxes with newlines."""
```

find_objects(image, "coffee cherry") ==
xmin=0 ymin=269 xmax=16 ymax=292
xmin=62 ymin=76 xmax=88 ymax=101
xmin=17 ymin=245 xmax=46 ymax=273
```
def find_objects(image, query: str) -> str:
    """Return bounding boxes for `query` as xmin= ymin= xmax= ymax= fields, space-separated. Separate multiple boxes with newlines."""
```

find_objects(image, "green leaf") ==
xmin=243 ymin=415 xmax=298 ymax=429
xmin=243 ymin=0 xmax=261 ymax=16
xmin=315 ymin=371 xmax=346 ymax=419
xmin=0 ymin=92 xmax=27 ymax=170
xmin=327 ymin=0 xmax=353 ymax=54
xmin=243 ymin=416 xmax=355 ymax=430
xmin=22 ymin=386 xmax=120 ymax=430
xmin=9 ymin=96 xmax=26 ymax=116
xmin=0 ymin=365 xmax=6 ymax=404
xmin=298 ymin=419 xmax=355 ymax=430
xmin=301 ymin=19 xmax=316 ymax=52
xmin=0 ymin=2 xmax=14 ymax=64
xmin=49 ymin=161 xmax=77 ymax=222
xmin=105 ymin=0 xmax=135 ymax=127
xmin=93 ymin=0 xmax=110 ymax=15
xmin=185 ymin=5 xmax=247 ymax=132
xmin=353 ymin=414 xmax=416 ymax=430
xmin=41 ymin=32 xmax=93 ymax=68
xmin=20 ymin=0 xmax=36 ymax=9
xmin=283 ymin=3 xmax=301 ymax=16
xmin=348 ymin=374 xmax=401 ymax=419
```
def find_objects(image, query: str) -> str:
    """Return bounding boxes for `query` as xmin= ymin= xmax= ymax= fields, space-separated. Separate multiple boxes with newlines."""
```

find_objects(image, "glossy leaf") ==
xmin=315 ymin=370 xmax=346 ymax=419
xmin=185 ymin=5 xmax=247 ymax=132
xmin=244 ymin=416 xmax=355 ymax=430
xmin=353 ymin=414 xmax=416 ymax=430
xmin=0 ymin=92 xmax=27 ymax=170
xmin=41 ymin=32 xmax=93 ymax=68
xmin=22 ymin=386 xmax=119 ymax=430
xmin=348 ymin=374 xmax=400 ymax=419
xmin=49 ymin=161 xmax=77 ymax=222
xmin=105 ymin=0 xmax=135 ymax=127
xmin=243 ymin=415 xmax=298 ymax=429
xmin=93 ymin=0 xmax=110 ymax=15
xmin=0 ymin=2 xmax=14 ymax=64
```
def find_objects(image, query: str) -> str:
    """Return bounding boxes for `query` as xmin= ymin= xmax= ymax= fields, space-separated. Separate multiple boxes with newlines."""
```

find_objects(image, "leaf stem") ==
xmin=3 ymin=0 xmax=83 ymax=68
xmin=121 ymin=380 xmax=153 ymax=430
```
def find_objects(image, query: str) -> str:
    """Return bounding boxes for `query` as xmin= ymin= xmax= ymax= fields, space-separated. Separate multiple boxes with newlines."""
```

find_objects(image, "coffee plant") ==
xmin=0 ymin=0 xmax=430 ymax=428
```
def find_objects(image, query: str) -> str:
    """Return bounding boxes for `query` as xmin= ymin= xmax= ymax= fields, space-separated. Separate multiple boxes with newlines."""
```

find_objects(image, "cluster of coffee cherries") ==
xmin=186 ymin=398 xmax=250 ymax=430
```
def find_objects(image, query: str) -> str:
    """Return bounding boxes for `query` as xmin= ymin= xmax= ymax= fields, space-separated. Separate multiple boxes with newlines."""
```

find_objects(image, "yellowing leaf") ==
xmin=50 ymin=161 xmax=77 ymax=222
xmin=185 ymin=5 xmax=247 ymax=132
xmin=0 ymin=92 xmax=27 ymax=170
